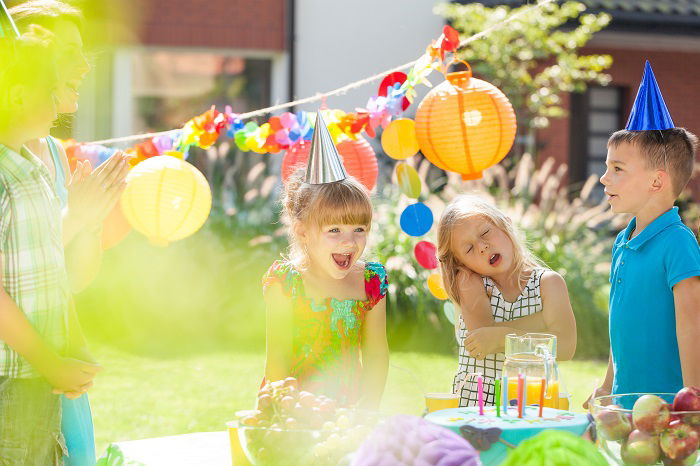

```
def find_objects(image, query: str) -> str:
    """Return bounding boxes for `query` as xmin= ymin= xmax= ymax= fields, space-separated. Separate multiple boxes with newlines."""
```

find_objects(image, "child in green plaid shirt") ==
xmin=0 ymin=23 xmax=100 ymax=464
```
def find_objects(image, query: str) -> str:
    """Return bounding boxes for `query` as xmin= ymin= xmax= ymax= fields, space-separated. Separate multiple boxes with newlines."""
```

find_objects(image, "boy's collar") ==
xmin=621 ymin=207 xmax=682 ymax=250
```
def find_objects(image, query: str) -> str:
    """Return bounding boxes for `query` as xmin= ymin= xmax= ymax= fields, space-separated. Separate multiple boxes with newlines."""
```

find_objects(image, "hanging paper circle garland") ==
xmin=121 ymin=155 xmax=212 ymax=247
xmin=396 ymin=163 xmax=421 ymax=199
xmin=381 ymin=118 xmax=420 ymax=160
xmin=101 ymin=203 xmax=131 ymax=250
xmin=281 ymin=136 xmax=378 ymax=191
xmin=443 ymin=300 xmax=456 ymax=325
xmin=415 ymin=60 xmax=516 ymax=180
xmin=399 ymin=202 xmax=433 ymax=237
xmin=427 ymin=273 xmax=449 ymax=300
xmin=414 ymin=241 xmax=438 ymax=270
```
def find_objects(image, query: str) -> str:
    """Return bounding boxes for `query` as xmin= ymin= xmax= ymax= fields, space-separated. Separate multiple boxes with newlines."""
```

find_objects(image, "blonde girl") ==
xmin=437 ymin=195 xmax=576 ymax=407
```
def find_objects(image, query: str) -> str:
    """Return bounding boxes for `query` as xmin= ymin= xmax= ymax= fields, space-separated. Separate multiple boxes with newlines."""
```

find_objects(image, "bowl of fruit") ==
xmin=590 ymin=387 xmax=700 ymax=465
xmin=235 ymin=377 xmax=378 ymax=465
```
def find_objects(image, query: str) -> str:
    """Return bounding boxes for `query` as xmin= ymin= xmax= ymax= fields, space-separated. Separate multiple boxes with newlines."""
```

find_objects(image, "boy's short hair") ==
xmin=608 ymin=128 xmax=698 ymax=197
xmin=0 ymin=25 xmax=56 ymax=107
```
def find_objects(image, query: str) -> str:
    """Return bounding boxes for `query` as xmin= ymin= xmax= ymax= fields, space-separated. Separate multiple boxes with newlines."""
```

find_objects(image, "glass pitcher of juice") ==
xmin=502 ymin=333 xmax=560 ymax=409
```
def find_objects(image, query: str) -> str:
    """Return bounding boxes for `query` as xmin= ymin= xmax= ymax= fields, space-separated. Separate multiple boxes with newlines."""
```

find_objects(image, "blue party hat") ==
xmin=625 ymin=61 xmax=674 ymax=131
xmin=0 ymin=0 xmax=20 ymax=39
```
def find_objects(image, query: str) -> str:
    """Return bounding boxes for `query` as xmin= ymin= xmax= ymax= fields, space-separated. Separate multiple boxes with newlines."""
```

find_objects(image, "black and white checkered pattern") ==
xmin=453 ymin=268 xmax=546 ymax=407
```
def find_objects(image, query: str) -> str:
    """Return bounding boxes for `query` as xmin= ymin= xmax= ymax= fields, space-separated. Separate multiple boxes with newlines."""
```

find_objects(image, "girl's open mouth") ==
xmin=489 ymin=253 xmax=501 ymax=266
xmin=332 ymin=253 xmax=352 ymax=270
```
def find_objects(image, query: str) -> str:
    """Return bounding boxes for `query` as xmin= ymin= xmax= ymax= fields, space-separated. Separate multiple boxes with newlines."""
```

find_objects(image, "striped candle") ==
xmin=477 ymin=374 xmax=484 ymax=416
xmin=539 ymin=378 xmax=546 ymax=417
xmin=495 ymin=379 xmax=501 ymax=417
xmin=517 ymin=373 xmax=524 ymax=418
xmin=522 ymin=376 xmax=527 ymax=417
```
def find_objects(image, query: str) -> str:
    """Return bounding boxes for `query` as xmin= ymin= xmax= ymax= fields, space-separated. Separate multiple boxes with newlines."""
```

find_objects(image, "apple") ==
xmin=633 ymin=395 xmax=671 ymax=434
xmin=662 ymin=450 xmax=698 ymax=465
xmin=660 ymin=420 xmax=700 ymax=461
xmin=595 ymin=406 xmax=633 ymax=440
xmin=622 ymin=429 xmax=661 ymax=465
xmin=673 ymin=387 xmax=700 ymax=426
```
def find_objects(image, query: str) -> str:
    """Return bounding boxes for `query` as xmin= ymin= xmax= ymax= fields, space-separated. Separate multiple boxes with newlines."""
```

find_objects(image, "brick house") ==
xmin=463 ymin=0 xmax=700 ymax=199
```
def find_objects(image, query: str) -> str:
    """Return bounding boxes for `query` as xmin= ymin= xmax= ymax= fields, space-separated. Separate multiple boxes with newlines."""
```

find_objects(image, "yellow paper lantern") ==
xmin=415 ymin=60 xmax=516 ymax=180
xmin=381 ymin=118 xmax=420 ymax=160
xmin=121 ymin=155 xmax=212 ymax=246
xmin=427 ymin=273 xmax=449 ymax=300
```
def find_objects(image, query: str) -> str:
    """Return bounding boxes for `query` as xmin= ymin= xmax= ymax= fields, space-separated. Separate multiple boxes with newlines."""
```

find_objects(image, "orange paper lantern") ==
xmin=281 ymin=136 xmax=378 ymax=191
xmin=415 ymin=60 xmax=516 ymax=180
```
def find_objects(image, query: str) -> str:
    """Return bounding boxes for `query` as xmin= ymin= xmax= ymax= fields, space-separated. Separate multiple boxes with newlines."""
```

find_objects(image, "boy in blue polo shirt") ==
xmin=584 ymin=62 xmax=700 ymax=408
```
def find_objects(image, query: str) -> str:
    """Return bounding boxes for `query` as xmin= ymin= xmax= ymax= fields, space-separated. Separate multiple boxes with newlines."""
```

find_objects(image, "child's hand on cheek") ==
xmin=464 ymin=327 xmax=508 ymax=359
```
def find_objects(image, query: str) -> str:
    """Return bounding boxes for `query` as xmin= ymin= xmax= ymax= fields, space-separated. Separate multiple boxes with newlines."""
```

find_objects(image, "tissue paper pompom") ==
xmin=351 ymin=415 xmax=481 ymax=466
xmin=501 ymin=430 xmax=607 ymax=466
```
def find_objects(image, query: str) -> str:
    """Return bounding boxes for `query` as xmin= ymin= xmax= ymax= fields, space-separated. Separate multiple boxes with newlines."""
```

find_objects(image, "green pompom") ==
xmin=501 ymin=430 xmax=607 ymax=466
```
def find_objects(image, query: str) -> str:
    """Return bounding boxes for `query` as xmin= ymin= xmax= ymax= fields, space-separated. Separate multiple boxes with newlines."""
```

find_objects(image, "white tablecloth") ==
xmin=97 ymin=431 xmax=231 ymax=466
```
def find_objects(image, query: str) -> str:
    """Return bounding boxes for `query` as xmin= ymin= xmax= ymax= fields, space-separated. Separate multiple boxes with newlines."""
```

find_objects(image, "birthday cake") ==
xmin=425 ymin=406 xmax=590 ymax=465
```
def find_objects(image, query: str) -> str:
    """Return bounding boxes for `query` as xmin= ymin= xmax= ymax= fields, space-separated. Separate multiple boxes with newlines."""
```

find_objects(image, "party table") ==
xmin=96 ymin=431 xmax=232 ymax=466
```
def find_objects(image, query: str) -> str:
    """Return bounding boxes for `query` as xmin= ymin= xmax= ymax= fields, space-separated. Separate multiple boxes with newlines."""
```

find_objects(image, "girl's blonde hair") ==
xmin=281 ymin=168 xmax=372 ymax=269
xmin=437 ymin=194 xmax=546 ymax=305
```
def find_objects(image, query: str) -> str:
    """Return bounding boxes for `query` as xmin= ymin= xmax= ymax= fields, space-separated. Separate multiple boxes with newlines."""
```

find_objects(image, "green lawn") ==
xmin=88 ymin=345 xmax=605 ymax=455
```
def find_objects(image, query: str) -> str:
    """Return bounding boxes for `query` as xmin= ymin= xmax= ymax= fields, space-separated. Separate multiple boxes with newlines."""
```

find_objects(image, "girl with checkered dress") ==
xmin=437 ymin=195 xmax=577 ymax=407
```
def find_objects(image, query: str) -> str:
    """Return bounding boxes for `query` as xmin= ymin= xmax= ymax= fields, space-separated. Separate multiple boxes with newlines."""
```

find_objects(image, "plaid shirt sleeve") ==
xmin=0 ymin=183 xmax=9 ymax=254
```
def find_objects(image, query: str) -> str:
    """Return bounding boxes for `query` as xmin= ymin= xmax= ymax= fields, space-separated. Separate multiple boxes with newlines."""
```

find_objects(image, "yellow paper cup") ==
xmin=425 ymin=392 xmax=459 ymax=413
xmin=226 ymin=420 xmax=252 ymax=466
xmin=558 ymin=392 xmax=570 ymax=411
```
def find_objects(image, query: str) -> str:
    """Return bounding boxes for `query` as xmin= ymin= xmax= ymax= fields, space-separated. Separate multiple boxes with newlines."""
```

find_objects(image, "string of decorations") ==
xmin=76 ymin=0 xmax=550 ymax=298
xmin=65 ymin=0 xmax=553 ymax=169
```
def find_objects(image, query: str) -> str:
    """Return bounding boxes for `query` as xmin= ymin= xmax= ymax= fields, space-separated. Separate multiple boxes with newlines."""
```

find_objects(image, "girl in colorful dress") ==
xmin=263 ymin=115 xmax=388 ymax=408
xmin=437 ymin=195 xmax=577 ymax=407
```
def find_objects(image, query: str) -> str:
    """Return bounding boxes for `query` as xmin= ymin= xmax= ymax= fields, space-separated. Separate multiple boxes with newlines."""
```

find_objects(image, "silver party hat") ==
xmin=305 ymin=112 xmax=347 ymax=184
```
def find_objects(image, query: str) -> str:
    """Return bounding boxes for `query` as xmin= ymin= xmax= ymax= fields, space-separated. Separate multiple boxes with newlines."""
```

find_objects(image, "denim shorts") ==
xmin=0 ymin=377 xmax=66 ymax=465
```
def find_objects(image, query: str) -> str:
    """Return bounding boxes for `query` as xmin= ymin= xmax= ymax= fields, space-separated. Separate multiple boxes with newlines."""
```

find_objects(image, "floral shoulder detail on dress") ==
xmin=262 ymin=260 xmax=302 ymax=297
xmin=364 ymin=261 xmax=388 ymax=308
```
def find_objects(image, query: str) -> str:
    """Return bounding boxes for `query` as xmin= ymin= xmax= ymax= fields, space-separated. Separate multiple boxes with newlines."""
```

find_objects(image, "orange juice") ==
xmin=506 ymin=377 xmax=559 ymax=409
xmin=425 ymin=393 xmax=460 ymax=413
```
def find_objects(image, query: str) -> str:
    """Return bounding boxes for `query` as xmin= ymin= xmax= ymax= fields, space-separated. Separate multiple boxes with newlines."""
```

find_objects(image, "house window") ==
xmin=128 ymin=49 xmax=272 ymax=133
xmin=569 ymin=85 xmax=626 ymax=197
